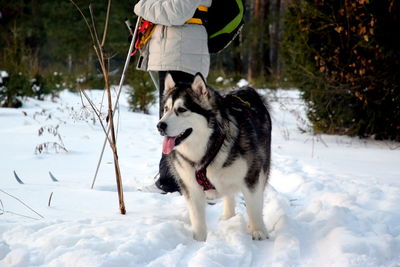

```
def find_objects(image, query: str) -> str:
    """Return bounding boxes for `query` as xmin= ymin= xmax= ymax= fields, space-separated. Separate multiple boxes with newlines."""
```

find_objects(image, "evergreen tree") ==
xmin=282 ymin=0 xmax=400 ymax=140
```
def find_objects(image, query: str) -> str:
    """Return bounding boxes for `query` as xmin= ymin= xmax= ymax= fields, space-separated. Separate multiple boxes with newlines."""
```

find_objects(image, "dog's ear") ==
xmin=164 ymin=73 xmax=176 ymax=95
xmin=192 ymin=73 xmax=208 ymax=98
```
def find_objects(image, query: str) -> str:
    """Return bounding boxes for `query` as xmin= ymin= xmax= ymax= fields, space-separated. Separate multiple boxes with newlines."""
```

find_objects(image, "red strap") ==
xmin=195 ymin=169 xmax=215 ymax=191
xmin=131 ymin=20 xmax=155 ymax=56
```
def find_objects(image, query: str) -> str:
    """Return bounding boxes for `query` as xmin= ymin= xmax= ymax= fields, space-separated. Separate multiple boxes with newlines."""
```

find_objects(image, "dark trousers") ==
xmin=156 ymin=71 xmax=194 ymax=193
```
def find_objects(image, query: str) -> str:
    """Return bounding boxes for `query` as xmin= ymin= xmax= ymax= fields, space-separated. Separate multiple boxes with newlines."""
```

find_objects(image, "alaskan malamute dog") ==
xmin=157 ymin=73 xmax=272 ymax=241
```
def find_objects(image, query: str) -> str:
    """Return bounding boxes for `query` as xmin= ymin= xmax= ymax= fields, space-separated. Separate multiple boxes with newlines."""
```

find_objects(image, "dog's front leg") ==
xmin=183 ymin=187 xmax=207 ymax=241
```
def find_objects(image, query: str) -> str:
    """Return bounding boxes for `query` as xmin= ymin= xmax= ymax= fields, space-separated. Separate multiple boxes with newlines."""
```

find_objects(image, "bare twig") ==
xmin=35 ymin=142 xmax=68 ymax=154
xmin=49 ymin=172 xmax=59 ymax=182
xmin=89 ymin=4 xmax=103 ymax=60
xmin=91 ymin=142 xmax=107 ymax=189
xmin=71 ymin=0 xmax=126 ymax=214
xmin=68 ymin=0 xmax=96 ymax=45
xmin=102 ymin=0 xmax=112 ymax=46
xmin=80 ymin=89 xmax=114 ymax=146
xmin=99 ymin=87 xmax=107 ymax=114
xmin=385 ymin=142 xmax=400 ymax=150
xmin=3 ymin=211 xmax=41 ymax=220
xmin=0 ymin=199 xmax=4 ymax=215
xmin=79 ymin=90 xmax=103 ymax=120
xmin=13 ymin=171 xmax=24 ymax=184
xmin=48 ymin=192 xmax=53 ymax=207
xmin=0 ymin=189 xmax=44 ymax=219
xmin=91 ymin=18 xmax=140 ymax=189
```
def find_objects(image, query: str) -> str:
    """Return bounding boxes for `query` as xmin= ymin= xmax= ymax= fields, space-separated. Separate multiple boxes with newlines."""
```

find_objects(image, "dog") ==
xmin=157 ymin=73 xmax=272 ymax=241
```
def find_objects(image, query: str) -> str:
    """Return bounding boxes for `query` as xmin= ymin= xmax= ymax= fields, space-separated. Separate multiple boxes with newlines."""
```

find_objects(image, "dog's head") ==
xmin=157 ymin=73 xmax=214 ymax=157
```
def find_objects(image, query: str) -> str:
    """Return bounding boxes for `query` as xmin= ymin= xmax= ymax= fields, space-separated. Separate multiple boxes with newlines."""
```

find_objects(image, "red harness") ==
xmin=194 ymin=132 xmax=225 ymax=191
xmin=195 ymin=168 xmax=215 ymax=190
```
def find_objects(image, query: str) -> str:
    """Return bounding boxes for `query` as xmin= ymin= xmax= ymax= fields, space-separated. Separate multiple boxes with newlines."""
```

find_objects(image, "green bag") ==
xmin=206 ymin=0 xmax=246 ymax=53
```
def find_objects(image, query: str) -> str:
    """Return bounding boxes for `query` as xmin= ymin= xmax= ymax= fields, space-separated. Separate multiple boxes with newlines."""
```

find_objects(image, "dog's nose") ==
xmin=157 ymin=121 xmax=167 ymax=135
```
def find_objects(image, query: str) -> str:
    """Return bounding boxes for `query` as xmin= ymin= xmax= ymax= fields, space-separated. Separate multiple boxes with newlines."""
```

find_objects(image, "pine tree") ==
xmin=282 ymin=0 xmax=400 ymax=140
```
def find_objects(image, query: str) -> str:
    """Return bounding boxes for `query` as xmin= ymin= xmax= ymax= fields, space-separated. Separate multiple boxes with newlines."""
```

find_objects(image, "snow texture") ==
xmin=0 ymin=71 xmax=8 ymax=85
xmin=0 ymin=87 xmax=399 ymax=267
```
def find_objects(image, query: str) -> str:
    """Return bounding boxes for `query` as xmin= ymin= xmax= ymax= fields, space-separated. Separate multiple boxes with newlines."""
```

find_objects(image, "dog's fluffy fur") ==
xmin=157 ymin=73 xmax=272 ymax=241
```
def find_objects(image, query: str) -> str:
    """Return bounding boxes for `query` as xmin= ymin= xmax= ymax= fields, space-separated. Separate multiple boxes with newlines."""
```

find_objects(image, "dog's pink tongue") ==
xmin=162 ymin=136 xmax=177 ymax=154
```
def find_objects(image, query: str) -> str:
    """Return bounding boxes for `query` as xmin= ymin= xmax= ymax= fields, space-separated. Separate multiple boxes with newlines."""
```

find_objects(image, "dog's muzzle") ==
xmin=157 ymin=121 xmax=167 ymax=136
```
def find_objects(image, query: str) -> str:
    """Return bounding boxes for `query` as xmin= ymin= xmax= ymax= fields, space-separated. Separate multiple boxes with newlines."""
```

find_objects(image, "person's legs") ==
xmin=155 ymin=71 xmax=194 ymax=193
xmin=158 ymin=71 xmax=167 ymax=119
xmin=156 ymin=154 xmax=179 ymax=193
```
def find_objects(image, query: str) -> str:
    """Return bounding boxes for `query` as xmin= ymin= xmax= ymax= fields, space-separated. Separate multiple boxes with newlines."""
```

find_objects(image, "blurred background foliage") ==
xmin=282 ymin=0 xmax=399 ymax=140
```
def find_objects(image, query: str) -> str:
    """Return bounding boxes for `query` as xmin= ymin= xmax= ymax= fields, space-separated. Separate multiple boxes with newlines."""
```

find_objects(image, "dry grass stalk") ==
xmin=48 ymin=192 xmax=53 ymax=207
xmin=70 ymin=0 xmax=126 ymax=214
xmin=0 ymin=188 xmax=44 ymax=219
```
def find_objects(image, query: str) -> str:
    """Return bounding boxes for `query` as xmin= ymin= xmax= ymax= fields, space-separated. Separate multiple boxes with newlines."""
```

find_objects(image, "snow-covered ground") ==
xmin=0 ymin=86 xmax=399 ymax=267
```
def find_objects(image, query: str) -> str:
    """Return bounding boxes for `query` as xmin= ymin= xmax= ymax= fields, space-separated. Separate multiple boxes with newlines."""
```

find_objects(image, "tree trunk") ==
xmin=247 ymin=0 xmax=271 ymax=84
xmin=232 ymin=37 xmax=243 ymax=74
xmin=270 ymin=0 xmax=284 ymax=79
xmin=68 ymin=54 xmax=72 ymax=74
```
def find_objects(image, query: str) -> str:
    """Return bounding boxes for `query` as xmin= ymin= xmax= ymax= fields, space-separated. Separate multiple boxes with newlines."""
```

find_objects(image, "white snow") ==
xmin=0 ymin=71 xmax=8 ymax=78
xmin=215 ymin=77 xmax=224 ymax=83
xmin=0 ymin=71 xmax=8 ymax=85
xmin=0 ymin=87 xmax=399 ymax=267
xmin=236 ymin=79 xmax=249 ymax=87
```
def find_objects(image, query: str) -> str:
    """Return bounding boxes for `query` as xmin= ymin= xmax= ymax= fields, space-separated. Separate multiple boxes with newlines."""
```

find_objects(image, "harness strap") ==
xmin=195 ymin=169 xmax=215 ymax=190
xmin=195 ymin=132 xmax=225 ymax=191
xmin=186 ymin=5 xmax=208 ymax=25
xmin=186 ymin=18 xmax=203 ymax=25
xmin=197 ymin=5 xmax=209 ymax=12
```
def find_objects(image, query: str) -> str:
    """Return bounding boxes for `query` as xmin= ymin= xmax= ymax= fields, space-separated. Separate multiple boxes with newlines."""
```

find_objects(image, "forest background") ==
xmin=0 ymin=0 xmax=399 ymax=140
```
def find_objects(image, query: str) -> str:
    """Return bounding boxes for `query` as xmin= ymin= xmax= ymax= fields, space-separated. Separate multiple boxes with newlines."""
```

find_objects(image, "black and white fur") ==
xmin=157 ymin=73 xmax=272 ymax=241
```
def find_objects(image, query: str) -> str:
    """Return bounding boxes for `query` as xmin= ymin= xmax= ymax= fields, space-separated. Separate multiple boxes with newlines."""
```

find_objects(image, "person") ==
xmin=134 ymin=0 xmax=212 ymax=193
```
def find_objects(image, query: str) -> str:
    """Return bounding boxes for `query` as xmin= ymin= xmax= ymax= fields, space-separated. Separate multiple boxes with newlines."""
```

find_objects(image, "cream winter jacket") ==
xmin=134 ymin=0 xmax=212 ymax=78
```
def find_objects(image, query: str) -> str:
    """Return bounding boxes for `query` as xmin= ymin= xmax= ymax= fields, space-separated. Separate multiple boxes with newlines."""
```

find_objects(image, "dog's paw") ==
xmin=193 ymin=232 xmax=207 ymax=242
xmin=250 ymin=229 xmax=269 ymax=240
xmin=193 ymin=229 xmax=207 ymax=242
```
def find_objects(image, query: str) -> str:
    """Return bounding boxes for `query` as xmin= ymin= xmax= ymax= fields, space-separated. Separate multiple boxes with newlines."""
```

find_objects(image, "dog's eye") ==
xmin=164 ymin=106 xmax=169 ymax=112
xmin=177 ymin=107 xmax=187 ymax=113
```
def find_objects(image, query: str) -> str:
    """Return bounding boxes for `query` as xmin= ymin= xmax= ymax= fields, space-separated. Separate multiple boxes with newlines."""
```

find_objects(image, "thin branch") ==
xmin=385 ymin=142 xmax=400 ymax=150
xmin=80 ymin=89 xmax=112 ymax=142
xmin=102 ymin=0 xmax=112 ymax=46
xmin=0 ymin=189 xmax=44 ymax=219
xmin=89 ymin=4 xmax=108 ymax=80
xmin=90 ymin=21 xmax=139 ymax=189
xmin=99 ymin=86 xmax=107 ymax=114
xmin=89 ymin=4 xmax=103 ymax=54
xmin=115 ymin=99 xmax=121 ymax=140
xmin=71 ymin=1 xmax=126 ymax=214
xmin=0 ymin=199 xmax=4 ymax=215
xmin=79 ymin=87 xmax=87 ymax=107
xmin=13 ymin=170 xmax=24 ymax=184
xmin=79 ymin=89 xmax=120 ymax=168
xmin=68 ymin=0 xmax=96 ymax=45
xmin=79 ymin=89 xmax=102 ymax=117
xmin=3 ymin=211 xmax=41 ymax=220
xmin=91 ymin=140 xmax=107 ymax=189
xmin=48 ymin=192 xmax=53 ymax=207
xmin=92 ymin=43 xmax=104 ymax=70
